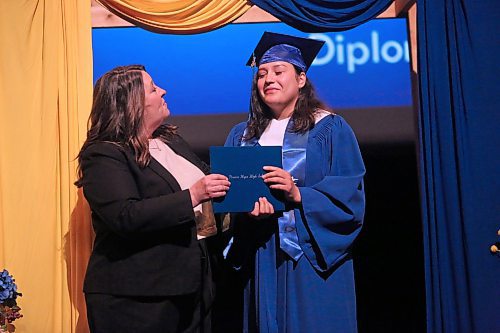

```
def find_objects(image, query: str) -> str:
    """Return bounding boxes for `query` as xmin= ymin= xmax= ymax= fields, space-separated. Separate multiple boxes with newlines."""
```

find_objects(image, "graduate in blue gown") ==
xmin=223 ymin=32 xmax=366 ymax=333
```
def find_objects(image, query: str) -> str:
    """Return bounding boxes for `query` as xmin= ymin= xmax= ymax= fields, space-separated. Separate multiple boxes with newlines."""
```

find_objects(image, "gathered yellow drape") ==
xmin=2 ymin=1 xmax=254 ymax=332
xmin=0 ymin=1 xmax=93 ymax=332
xmin=96 ymin=0 xmax=252 ymax=33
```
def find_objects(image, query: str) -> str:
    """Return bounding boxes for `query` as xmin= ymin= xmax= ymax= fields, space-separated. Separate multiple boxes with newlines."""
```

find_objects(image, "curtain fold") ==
xmin=250 ymin=0 xmax=393 ymax=32
xmin=95 ymin=0 xmax=252 ymax=34
xmin=417 ymin=1 xmax=500 ymax=332
xmin=0 ymin=1 xmax=93 ymax=332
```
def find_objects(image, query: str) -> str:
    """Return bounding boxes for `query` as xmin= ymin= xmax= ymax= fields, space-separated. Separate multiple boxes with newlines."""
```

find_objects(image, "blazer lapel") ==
xmin=147 ymin=135 xmax=207 ymax=192
xmin=148 ymin=157 xmax=182 ymax=192
xmin=167 ymin=137 xmax=209 ymax=174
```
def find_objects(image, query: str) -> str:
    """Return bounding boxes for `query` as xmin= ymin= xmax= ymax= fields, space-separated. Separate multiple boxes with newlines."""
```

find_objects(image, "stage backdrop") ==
xmin=92 ymin=19 xmax=414 ymax=151
xmin=93 ymin=19 xmax=411 ymax=113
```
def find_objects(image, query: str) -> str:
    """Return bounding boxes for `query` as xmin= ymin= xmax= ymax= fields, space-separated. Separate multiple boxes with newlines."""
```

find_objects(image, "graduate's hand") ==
xmin=248 ymin=197 xmax=274 ymax=219
xmin=262 ymin=166 xmax=301 ymax=203
xmin=189 ymin=174 xmax=230 ymax=207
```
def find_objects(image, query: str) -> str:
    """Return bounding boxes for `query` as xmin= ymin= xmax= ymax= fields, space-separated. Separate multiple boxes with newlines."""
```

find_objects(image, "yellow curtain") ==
xmin=0 ymin=1 xmax=93 ymax=332
xmin=96 ymin=0 xmax=252 ymax=33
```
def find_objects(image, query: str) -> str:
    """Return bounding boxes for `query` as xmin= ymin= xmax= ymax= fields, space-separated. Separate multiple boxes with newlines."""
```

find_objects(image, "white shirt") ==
xmin=258 ymin=110 xmax=331 ymax=146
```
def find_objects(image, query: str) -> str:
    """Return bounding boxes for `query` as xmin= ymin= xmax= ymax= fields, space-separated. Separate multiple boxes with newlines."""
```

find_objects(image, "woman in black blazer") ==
xmin=75 ymin=65 xmax=230 ymax=333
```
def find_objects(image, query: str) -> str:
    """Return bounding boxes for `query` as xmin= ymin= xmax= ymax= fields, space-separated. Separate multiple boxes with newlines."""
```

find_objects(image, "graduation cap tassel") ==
xmin=247 ymin=52 xmax=257 ymax=122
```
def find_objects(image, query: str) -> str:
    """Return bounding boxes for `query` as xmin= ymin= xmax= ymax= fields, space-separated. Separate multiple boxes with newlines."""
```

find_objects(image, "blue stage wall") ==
xmin=92 ymin=19 xmax=411 ymax=116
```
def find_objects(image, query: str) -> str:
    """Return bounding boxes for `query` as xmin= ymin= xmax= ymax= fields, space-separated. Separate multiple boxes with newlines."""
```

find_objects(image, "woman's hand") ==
xmin=262 ymin=166 xmax=301 ymax=203
xmin=189 ymin=174 xmax=230 ymax=207
xmin=248 ymin=197 xmax=274 ymax=219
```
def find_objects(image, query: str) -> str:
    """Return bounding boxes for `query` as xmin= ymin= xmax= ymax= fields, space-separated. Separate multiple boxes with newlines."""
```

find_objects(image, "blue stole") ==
xmin=242 ymin=118 xmax=308 ymax=261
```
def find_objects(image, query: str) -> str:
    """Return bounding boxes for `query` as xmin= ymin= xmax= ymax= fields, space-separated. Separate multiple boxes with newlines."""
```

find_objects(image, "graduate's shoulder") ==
xmin=226 ymin=121 xmax=247 ymax=141
xmin=230 ymin=121 xmax=247 ymax=135
xmin=311 ymin=113 xmax=356 ymax=140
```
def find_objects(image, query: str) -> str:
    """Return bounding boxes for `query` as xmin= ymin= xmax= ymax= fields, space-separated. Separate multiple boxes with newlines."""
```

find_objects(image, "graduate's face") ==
xmin=257 ymin=61 xmax=306 ymax=118
xmin=142 ymin=71 xmax=169 ymax=134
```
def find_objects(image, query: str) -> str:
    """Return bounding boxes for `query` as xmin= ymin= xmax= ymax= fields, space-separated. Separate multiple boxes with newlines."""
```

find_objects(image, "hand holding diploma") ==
xmin=189 ymin=174 xmax=231 ymax=207
xmin=248 ymin=165 xmax=302 ymax=218
xmin=249 ymin=197 xmax=275 ymax=219
xmin=262 ymin=166 xmax=302 ymax=203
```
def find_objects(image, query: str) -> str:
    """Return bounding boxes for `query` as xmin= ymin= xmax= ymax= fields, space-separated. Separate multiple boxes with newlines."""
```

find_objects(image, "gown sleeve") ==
xmin=295 ymin=116 xmax=366 ymax=272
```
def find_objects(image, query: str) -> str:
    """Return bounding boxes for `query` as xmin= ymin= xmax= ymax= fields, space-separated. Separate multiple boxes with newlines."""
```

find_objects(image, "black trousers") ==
xmin=85 ymin=241 xmax=215 ymax=332
xmin=86 ymin=292 xmax=210 ymax=333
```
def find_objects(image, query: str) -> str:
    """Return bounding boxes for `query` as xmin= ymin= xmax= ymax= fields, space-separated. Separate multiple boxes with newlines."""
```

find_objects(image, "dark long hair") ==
xmin=75 ymin=65 xmax=176 ymax=187
xmin=243 ymin=66 xmax=331 ymax=141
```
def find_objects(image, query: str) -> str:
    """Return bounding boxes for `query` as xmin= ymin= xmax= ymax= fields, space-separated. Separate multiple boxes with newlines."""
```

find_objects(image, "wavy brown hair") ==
xmin=243 ymin=66 xmax=331 ymax=141
xmin=75 ymin=65 xmax=176 ymax=187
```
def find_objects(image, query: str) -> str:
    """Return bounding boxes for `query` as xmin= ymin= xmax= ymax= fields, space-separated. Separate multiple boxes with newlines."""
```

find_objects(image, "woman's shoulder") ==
xmin=310 ymin=113 xmax=356 ymax=141
xmin=224 ymin=121 xmax=247 ymax=146
xmin=229 ymin=121 xmax=247 ymax=136
xmin=80 ymin=141 xmax=127 ymax=159
xmin=312 ymin=112 xmax=350 ymax=131
xmin=225 ymin=121 xmax=247 ymax=145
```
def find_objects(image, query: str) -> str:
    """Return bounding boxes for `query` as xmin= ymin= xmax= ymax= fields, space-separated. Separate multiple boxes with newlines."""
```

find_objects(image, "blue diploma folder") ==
xmin=210 ymin=146 xmax=285 ymax=213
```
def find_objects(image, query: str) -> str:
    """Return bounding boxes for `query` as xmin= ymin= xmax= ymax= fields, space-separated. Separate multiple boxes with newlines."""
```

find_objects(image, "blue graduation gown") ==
xmin=224 ymin=115 xmax=366 ymax=333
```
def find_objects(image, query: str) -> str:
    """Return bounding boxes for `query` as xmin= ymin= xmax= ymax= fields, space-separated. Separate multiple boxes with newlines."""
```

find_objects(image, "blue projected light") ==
xmin=92 ymin=19 xmax=411 ymax=115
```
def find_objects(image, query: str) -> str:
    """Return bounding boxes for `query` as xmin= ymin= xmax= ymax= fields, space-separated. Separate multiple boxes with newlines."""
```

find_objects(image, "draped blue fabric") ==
xmin=417 ymin=1 xmax=500 ymax=332
xmin=250 ymin=0 xmax=393 ymax=32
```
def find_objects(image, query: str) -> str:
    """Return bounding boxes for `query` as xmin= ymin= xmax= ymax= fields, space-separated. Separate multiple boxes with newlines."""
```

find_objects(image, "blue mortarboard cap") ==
xmin=247 ymin=32 xmax=325 ymax=73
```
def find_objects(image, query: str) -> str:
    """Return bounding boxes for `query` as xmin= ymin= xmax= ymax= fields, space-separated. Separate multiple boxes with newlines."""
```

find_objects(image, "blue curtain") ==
xmin=418 ymin=1 xmax=500 ymax=332
xmin=250 ymin=0 xmax=393 ymax=32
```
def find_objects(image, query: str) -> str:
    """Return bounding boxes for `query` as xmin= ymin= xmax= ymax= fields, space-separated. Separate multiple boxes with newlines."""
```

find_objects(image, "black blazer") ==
xmin=80 ymin=135 xmax=210 ymax=296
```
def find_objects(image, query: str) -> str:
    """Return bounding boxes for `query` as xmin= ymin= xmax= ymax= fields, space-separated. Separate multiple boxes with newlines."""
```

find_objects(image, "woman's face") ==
xmin=142 ymin=71 xmax=169 ymax=134
xmin=256 ymin=61 xmax=306 ymax=118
